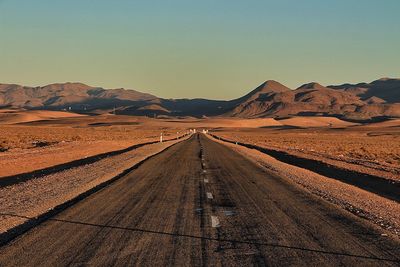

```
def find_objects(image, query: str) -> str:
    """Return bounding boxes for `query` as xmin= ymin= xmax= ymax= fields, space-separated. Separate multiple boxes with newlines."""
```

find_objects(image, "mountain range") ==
xmin=0 ymin=78 xmax=399 ymax=120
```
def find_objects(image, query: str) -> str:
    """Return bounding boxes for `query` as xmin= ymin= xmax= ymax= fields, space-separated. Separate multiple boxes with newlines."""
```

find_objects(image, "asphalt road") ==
xmin=0 ymin=134 xmax=399 ymax=266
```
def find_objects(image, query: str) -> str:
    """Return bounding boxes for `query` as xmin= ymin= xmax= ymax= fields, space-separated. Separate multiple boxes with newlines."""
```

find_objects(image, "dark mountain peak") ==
xmin=371 ymin=77 xmax=400 ymax=85
xmin=328 ymin=83 xmax=369 ymax=90
xmin=297 ymin=82 xmax=326 ymax=90
xmin=327 ymin=78 xmax=399 ymax=104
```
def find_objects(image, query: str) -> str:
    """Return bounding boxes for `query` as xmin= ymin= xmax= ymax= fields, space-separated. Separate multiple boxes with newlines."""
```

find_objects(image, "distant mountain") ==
xmin=0 ymin=82 xmax=156 ymax=110
xmin=228 ymin=81 xmax=367 ymax=118
xmin=227 ymin=79 xmax=399 ymax=119
xmin=327 ymin=78 xmax=400 ymax=103
xmin=0 ymin=78 xmax=399 ymax=120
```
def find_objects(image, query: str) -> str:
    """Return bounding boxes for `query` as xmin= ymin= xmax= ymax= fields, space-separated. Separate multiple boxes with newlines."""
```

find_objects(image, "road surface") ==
xmin=0 ymin=134 xmax=399 ymax=266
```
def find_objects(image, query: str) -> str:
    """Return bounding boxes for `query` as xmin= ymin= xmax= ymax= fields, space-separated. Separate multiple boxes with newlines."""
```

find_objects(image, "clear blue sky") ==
xmin=0 ymin=0 xmax=399 ymax=99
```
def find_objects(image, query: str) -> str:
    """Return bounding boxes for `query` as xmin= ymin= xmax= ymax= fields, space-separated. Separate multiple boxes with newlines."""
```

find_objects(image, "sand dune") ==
xmin=195 ymin=118 xmax=282 ymax=128
xmin=5 ymin=111 xmax=396 ymax=130
xmin=151 ymin=118 xmax=283 ymax=129
xmin=0 ymin=110 xmax=86 ymax=124
xmin=6 ymin=113 xmax=363 ymax=129
xmin=278 ymin=116 xmax=358 ymax=128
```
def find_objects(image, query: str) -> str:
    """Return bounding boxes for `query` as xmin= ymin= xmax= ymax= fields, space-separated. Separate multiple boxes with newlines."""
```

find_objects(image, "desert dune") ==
xmin=0 ymin=110 xmax=86 ymax=125
xmin=278 ymin=116 xmax=358 ymax=128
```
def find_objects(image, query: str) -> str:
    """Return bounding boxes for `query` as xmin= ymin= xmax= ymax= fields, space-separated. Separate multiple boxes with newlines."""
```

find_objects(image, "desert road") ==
xmin=0 ymin=134 xmax=399 ymax=266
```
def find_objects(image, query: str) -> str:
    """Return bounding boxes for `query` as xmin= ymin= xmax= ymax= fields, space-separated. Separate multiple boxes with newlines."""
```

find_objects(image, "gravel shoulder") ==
xmin=213 ymin=129 xmax=400 ymax=182
xmin=0 ymin=140 xmax=141 ymax=178
xmin=206 ymin=134 xmax=400 ymax=237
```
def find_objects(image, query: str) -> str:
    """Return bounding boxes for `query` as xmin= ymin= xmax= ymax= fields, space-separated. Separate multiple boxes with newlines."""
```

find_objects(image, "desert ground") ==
xmin=212 ymin=117 xmax=400 ymax=181
xmin=0 ymin=110 xmax=399 ymax=265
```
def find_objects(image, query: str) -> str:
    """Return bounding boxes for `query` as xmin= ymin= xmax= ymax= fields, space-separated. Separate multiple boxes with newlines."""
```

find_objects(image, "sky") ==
xmin=0 ymin=0 xmax=399 ymax=99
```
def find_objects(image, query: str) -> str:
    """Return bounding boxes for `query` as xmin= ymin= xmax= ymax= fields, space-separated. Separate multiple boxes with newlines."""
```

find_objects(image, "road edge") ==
xmin=0 ymin=134 xmax=188 ymax=188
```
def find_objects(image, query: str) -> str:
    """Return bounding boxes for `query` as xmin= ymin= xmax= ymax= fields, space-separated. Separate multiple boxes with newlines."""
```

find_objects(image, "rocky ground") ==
xmin=213 ymin=126 xmax=400 ymax=182
xmin=0 ymin=125 xmax=179 ymax=177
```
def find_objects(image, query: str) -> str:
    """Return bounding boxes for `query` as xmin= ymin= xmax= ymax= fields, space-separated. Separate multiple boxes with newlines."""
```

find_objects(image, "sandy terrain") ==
xmin=11 ymin=115 xmax=285 ymax=129
xmin=0 ymin=140 xmax=140 ymax=178
xmin=277 ymin=116 xmax=359 ymax=128
xmin=0 ymin=110 xmax=86 ymax=124
xmin=0 ymin=123 xmax=177 ymax=150
xmin=160 ymin=117 xmax=283 ymax=128
xmin=355 ymin=118 xmax=400 ymax=128
xmin=212 ymin=122 xmax=400 ymax=181
xmin=156 ymin=116 xmax=357 ymax=129
xmin=0 ymin=122 xmax=182 ymax=177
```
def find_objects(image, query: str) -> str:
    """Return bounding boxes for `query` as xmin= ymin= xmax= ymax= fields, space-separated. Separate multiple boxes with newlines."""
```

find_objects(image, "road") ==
xmin=0 ymin=134 xmax=399 ymax=266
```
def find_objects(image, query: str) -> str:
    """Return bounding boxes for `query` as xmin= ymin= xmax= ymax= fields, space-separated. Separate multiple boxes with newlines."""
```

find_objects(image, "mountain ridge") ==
xmin=0 ymin=78 xmax=399 ymax=120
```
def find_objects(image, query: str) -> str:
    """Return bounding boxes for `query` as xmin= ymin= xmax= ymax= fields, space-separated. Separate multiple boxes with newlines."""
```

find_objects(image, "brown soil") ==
xmin=0 ymin=110 xmax=86 ymax=124
xmin=212 ymin=123 xmax=400 ymax=181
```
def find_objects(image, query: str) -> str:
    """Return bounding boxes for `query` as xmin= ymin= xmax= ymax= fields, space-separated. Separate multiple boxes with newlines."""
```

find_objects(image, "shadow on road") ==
xmin=0 ymin=213 xmax=398 ymax=263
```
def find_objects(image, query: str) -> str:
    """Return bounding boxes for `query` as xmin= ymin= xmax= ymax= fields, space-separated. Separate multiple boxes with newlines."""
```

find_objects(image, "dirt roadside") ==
xmin=0 ymin=127 xmax=182 ymax=179
xmin=211 ymin=130 xmax=400 ymax=182
xmin=0 ymin=134 xmax=188 ymax=188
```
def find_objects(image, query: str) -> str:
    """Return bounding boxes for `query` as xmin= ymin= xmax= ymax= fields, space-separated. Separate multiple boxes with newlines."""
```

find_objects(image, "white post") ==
xmin=160 ymin=133 xmax=163 ymax=143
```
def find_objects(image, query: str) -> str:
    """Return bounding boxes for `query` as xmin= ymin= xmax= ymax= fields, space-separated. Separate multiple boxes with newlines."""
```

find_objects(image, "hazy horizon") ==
xmin=1 ymin=0 xmax=399 ymax=99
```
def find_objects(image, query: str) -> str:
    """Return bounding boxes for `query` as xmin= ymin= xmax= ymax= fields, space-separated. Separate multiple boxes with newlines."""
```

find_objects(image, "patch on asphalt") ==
xmin=211 ymin=216 xmax=220 ymax=228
